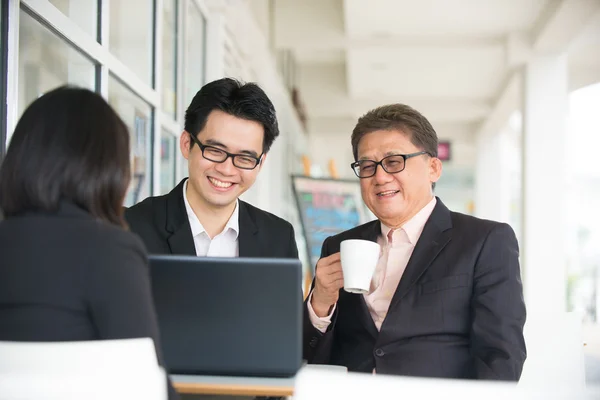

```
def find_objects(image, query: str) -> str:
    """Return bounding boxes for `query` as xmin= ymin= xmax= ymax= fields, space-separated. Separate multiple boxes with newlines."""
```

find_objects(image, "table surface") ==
xmin=171 ymin=373 xmax=296 ymax=396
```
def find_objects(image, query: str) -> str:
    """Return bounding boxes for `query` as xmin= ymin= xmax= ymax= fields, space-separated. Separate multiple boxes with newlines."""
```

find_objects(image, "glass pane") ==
xmin=180 ymin=150 xmax=189 ymax=180
xmin=108 ymin=76 xmax=153 ymax=206
xmin=109 ymin=0 xmax=154 ymax=85
xmin=183 ymin=1 xmax=206 ymax=107
xmin=160 ymin=130 xmax=176 ymax=194
xmin=49 ymin=0 xmax=98 ymax=40
xmin=162 ymin=0 xmax=177 ymax=117
xmin=18 ymin=10 xmax=96 ymax=119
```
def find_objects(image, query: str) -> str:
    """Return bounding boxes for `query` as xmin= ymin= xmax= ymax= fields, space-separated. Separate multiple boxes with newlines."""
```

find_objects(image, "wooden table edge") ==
xmin=174 ymin=382 xmax=294 ymax=396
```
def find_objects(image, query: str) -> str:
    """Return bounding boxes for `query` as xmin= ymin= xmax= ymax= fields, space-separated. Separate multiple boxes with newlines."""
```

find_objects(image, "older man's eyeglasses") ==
xmin=189 ymin=133 xmax=263 ymax=170
xmin=350 ymin=151 xmax=429 ymax=178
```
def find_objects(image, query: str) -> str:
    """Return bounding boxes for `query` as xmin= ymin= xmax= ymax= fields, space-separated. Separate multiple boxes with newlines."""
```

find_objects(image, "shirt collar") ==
xmin=225 ymin=200 xmax=240 ymax=239
xmin=380 ymin=197 xmax=437 ymax=245
xmin=183 ymin=179 xmax=239 ymax=239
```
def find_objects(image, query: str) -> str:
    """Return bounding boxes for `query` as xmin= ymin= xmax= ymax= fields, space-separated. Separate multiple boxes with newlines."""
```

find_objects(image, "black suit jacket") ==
xmin=304 ymin=198 xmax=526 ymax=381
xmin=124 ymin=179 xmax=298 ymax=259
xmin=0 ymin=201 xmax=177 ymax=399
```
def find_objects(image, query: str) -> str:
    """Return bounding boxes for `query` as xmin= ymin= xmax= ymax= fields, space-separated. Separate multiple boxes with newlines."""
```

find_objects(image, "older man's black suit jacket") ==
xmin=125 ymin=179 xmax=298 ymax=259
xmin=303 ymin=198 xmax=526 ymax=381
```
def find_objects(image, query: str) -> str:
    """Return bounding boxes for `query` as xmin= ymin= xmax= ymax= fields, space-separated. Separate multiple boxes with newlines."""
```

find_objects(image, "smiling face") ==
xmin=357 ymin=129 xmax=442 ymax=228
xmin=180 ymin=109 xmax=265 ymax=212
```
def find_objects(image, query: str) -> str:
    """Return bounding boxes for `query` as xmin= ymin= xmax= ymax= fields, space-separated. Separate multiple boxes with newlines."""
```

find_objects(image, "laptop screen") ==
xmin=149 ymin=255 xmax=303 ymax=378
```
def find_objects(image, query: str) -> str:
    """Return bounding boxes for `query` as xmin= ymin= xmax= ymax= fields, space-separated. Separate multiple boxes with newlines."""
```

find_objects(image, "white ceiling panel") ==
xmin=294 ymin=49 xmax=346 ymax=64
xmin=344 ymin=0 xmax=551 ymax=38
xmin=268 ymin=0 xmax=599 ymax=148
xmin=274 ymin=0 xmax=345 ymax=48
xmin=347 ymin=44 xmax=505 ymax=98
xmin=298 ymin=63 xmax=348 ymax=97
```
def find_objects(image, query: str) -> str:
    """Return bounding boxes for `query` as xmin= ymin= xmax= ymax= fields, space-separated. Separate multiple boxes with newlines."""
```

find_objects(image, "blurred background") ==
xmin=1 ymin=0 xmax=599 ymax=384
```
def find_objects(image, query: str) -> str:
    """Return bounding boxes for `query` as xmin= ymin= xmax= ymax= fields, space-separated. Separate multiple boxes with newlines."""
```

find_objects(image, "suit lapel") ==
xmin=238 ymin=201 xmax=261 ymax=257
xmin=385 ymin=199 xmax=453 ymax=315
xmin=165 ymin=179 xmax=196 ymax=256
xmin=167 ymin=225 xmax=196 ymax=255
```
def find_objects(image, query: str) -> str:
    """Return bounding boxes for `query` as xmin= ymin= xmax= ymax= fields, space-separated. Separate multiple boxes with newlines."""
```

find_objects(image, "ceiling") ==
xmin=264 ymin=0 xmax=600 ymax=142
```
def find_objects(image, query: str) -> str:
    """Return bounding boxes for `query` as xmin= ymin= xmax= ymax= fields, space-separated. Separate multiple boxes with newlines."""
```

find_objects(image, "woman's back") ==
xmin=0 ymin=201 xmax=159 ymax=343
xmin=0 ymin=86 xmax=177 ymax=399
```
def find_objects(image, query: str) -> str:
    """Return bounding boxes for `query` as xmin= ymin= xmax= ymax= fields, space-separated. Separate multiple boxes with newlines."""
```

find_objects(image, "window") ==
xmin=108 ymin=76 xmax=153 ymax=206
xmin=183 ymin=0 xmax=206 ymax=107
xmin=18 ymin=9 xmax=96 ymax=119
xmin=109 ymin=0 xmax=154 ymax=86
xmin=7 ymin=0 xmax=201 ymax=203
xmin=49 ymin=0 xmax=98 ymax=40
xmin=160 ymin=129 xmax=177 ymax=194
xmin=162 ymin=0 xmax=178 ymax=118
xmin=567 ymin=83 xmax=600 ymax=323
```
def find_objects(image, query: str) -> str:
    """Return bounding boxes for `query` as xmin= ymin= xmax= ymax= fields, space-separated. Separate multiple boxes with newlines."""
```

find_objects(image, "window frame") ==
xmin=4 ymin=0 xmax=211 ymax=198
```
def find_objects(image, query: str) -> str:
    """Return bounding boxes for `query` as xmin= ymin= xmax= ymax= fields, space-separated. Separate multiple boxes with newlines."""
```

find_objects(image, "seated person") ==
xmin=304 ymin=103 xmax=526 ymax=381
xmin=125 ymin=78 xmax=298 ymax=260
xmin=0 ymin=86 xmax=177 ymax=399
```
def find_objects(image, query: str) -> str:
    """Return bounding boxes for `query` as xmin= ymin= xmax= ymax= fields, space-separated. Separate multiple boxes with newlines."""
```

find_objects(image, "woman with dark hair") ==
xmin=0 ymin=86 xmax=177 ymax=399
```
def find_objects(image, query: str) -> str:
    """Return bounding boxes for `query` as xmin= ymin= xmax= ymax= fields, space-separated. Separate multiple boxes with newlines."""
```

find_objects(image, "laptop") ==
xmin=148 ymin=255 xmax=303 ymax=378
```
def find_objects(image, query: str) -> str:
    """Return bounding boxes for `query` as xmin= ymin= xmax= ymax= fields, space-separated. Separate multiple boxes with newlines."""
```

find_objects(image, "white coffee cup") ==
xmin=340 ymin=239 xmax=381 ymax=294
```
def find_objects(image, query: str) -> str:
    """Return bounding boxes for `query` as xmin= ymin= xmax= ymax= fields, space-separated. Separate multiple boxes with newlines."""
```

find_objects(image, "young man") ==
xmin=304 ymin=104 xmax=526 ymax=381
xmin=126 ymin=78 xmax=298 ymax=260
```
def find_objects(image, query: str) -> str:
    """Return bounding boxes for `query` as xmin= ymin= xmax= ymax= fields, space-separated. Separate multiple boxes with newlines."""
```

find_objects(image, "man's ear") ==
xmin=180 ymin=131 xmax=191 ymax=160
xmin=257 ymin=152 xmax=268 ymax=171
xmin=429 ymin=156 xmax=442 ymax=183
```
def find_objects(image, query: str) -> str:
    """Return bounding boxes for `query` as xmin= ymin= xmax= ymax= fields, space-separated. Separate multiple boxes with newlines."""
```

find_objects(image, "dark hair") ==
xmin=184 ymin=78 xmax=279 ymax=153
xmin=0 ymin=86 xmax=131 ymax=227
xmin=351 ymin=104 xmax=438 ymax=161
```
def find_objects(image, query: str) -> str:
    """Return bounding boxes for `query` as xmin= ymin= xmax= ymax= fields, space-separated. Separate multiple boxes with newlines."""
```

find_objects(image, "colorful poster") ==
xmin=292 ymin=176 xmax=372 ymax=273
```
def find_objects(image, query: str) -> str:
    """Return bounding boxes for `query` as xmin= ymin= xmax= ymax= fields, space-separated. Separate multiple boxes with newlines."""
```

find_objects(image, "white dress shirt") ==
xmin=182 ymin=180 xmax=239 ymax=257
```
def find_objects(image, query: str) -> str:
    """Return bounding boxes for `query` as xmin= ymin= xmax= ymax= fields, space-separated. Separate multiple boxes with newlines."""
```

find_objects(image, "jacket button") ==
xmin=309 ymin=337 xmax=319 ymax=348
xmin=374 ymin=348 xmax=384 ymax=357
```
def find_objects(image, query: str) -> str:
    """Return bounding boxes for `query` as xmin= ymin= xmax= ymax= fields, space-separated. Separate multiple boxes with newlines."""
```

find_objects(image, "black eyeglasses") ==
xmin=189 ymin=133 xmax=263 ymax=170
xmin=350 ymin=151 xmax=429 ymax=178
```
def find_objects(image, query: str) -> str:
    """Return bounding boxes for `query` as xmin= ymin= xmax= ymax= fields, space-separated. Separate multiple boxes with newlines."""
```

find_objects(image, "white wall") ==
xmin=203 ymin=0 xmax=309 ymax=224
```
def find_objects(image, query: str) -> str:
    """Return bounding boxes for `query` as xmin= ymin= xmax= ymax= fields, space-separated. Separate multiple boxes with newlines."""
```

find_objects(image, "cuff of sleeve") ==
xmin=307 ymin=291 xmax=336 ymax=333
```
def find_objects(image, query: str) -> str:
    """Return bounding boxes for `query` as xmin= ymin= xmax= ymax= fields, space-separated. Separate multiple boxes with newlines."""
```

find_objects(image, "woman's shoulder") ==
xmin=0 ymin=211 xmax=148 ymax=260
xmin=89 ymin=220 xmax=148 ymax=256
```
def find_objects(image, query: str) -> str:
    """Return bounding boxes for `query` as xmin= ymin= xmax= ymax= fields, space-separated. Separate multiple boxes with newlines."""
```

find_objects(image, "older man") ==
xmin=303 ymin=104 xmax=526 ymax=381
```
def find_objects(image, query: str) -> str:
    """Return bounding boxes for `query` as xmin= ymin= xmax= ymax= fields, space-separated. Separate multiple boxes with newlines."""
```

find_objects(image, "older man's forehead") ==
xmin=358 ymin=150 xmax=405 ymax=161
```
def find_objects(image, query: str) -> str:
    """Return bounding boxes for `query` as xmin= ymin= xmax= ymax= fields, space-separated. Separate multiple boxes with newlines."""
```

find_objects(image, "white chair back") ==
xmin=0 ymin=338 xmax=166 ymax=400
